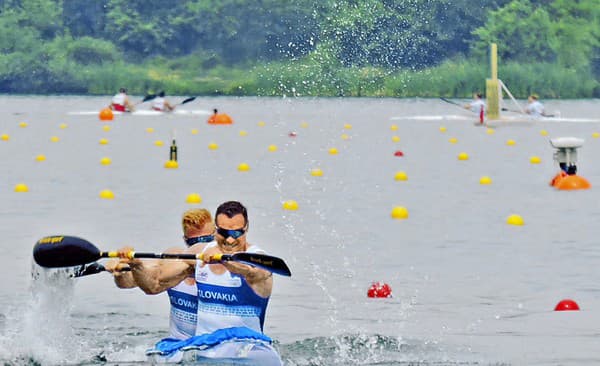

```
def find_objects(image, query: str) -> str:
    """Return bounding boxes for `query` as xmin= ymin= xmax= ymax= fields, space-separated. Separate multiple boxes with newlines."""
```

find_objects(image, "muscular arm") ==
xmin=130 ymin=259 xmax=194 ymax=295
xmin=222 ymin=261 xmax=273 ymax=298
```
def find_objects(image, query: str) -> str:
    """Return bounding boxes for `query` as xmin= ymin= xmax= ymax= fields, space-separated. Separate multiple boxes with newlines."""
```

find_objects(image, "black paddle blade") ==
xmin=142 ymin=94 xmax=157 ymax=102
xmin=72 ymin=262 xmax=105 ymax=277
xmin=33 ymin=236 xmax=101 ymax=268
xmin=180 ymin=97 xmax=196 ymax=105
xmin=227 ymin=253 xmax=292 ymax=277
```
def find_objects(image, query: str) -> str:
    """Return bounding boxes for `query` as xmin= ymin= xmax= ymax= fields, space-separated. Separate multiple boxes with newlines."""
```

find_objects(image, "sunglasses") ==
xmin=216 ymin=227 xmax=246 ymax=239
xmin=184 ymin=234 xmax=214 ymax=246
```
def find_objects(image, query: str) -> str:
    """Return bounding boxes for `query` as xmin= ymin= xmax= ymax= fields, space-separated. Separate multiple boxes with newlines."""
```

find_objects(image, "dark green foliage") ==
xmin=0 ymin=0 xmax=598 ymax=97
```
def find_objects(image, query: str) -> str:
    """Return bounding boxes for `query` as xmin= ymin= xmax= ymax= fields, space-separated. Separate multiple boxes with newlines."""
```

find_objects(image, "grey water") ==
xmin=1 ymin=96 xmax=600 ymax=365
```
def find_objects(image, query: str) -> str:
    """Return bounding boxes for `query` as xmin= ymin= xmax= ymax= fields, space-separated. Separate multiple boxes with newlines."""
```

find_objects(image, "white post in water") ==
xmin=550 ymin=137 xmax=583 ymax=175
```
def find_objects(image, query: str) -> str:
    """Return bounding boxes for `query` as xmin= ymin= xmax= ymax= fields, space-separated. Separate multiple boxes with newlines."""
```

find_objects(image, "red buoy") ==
xmin=288 ymin=131 xmax=297 ymax=137
xmin=554 ymin=299 xmax=580 ymax=311
xmin=394 ymin=150 xmax=404 ymax=157
xmin=367 ymin=282 xmax=392 ymax=298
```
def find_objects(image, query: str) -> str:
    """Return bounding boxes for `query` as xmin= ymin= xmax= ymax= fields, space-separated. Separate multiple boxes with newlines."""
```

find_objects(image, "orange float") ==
xmin=99 ymin=108 xmax=114 ymax=121
xmin=555 ymin=174 xmax=591 ymax=190
xmin=207 ymin=109 xmax=233 ymax=125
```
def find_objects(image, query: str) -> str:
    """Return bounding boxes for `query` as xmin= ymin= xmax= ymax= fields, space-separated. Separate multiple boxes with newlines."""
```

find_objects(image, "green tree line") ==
xmin=0 ymin=0 xmax=598 ymax=97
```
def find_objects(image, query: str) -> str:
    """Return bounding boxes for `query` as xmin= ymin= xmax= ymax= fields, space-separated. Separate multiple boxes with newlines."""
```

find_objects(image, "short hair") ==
xmin=119 ymin=88 xmax=126 ymax=93
xmin=475 ymin=93 xmax=483 ymax=99
xmin=215 ymin=201 xmax=248 ymax=226
xmin=182 ymin=208 xmax=213 ymax=233
xmin=530 ymin=94 xmax=539 ymax=100
xmin=159 ymin=91 xmax=165 ymax=97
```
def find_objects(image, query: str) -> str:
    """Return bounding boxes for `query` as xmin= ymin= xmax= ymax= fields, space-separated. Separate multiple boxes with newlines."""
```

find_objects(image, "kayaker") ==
xmin=113 ymin=201 xmax=282 ymax=365
xmin=525 ymin=94 xmax=545 ymax=117
xmin=105 ymin=208 xmax=215 ymax=352
xmin=109 ymin=88 xmax=135 ymax=112
xmin=464 ymin=92 xmax=486 ymax=113
xmin=151 ymin=91 xmax=175 ymax=112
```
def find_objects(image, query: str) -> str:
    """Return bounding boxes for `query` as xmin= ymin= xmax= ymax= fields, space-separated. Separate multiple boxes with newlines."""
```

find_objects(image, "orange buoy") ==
xmin=207 ymin=109 xmax=233 ymax=125
xmin=99 ymin=108 xmax=114 ymax=121
xmin=555 ymin=175 xmax=591 ymax=190
xmin=554 ymin=299 xmax=580 ymax=311
xmin=549 ymin=171 xmax=567 ymax=187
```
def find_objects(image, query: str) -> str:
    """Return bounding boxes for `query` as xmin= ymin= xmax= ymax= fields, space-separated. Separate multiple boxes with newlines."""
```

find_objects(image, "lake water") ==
xmin=0 ymin=96 xmax=600 ymax=365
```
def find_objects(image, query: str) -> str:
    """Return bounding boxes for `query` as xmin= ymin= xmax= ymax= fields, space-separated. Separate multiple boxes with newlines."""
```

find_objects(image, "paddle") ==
xmin=440 ymin=97 xmax=463 ymax=108
xmin=179 ymin=97 xmax=196 ymax=105
xmin=33 ymin=235 xmax=292 ymax=277
xmin=501 ymin=107 xmax=554 ymax=118
xmin=71 ymin=262 xmax=131 ymax=278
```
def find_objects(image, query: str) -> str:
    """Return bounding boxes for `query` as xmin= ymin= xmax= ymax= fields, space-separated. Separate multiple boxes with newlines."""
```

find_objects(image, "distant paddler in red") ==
xmin=464 ymin=92 xmax=486 ymax=124
xmin=109 ymin=87 xmax=135 ymax=112
xmin=151 ymin=91 xmax=175 ymax=112
xmin=208 ymin=109 xmax=233 ymax=125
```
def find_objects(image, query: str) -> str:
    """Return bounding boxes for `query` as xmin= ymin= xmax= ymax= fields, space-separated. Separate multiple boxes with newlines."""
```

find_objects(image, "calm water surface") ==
xmin=1 ymin=96 xmax=600 ymax=365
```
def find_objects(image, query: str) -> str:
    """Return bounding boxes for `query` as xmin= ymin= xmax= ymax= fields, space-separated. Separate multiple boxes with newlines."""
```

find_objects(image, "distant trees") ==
xmin=0 ymin=0 xmax=597 ymax=96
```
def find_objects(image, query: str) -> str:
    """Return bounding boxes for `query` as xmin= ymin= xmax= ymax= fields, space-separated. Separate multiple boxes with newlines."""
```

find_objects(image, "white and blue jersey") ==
xmin=194 ymin=244 xmax=269 ymax=335
xmin=167 ymin=280 xmax=197 ymax=340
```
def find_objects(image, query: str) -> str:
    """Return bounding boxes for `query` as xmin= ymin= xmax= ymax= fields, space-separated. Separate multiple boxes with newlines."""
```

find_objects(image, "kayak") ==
xmin=145 ymin=327 xmax=282 ymax=365
xmin=391 ymin=114 xmax=600 ymax=124
xmin=67 ymin=109 xmax=212 ymax=116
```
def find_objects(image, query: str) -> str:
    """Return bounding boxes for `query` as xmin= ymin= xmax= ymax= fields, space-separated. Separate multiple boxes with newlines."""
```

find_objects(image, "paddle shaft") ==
xmin=100 ymin=251 xmax=291 ymax=276
xmin=501 ymin=107 xmax=554 ymax=118
xmin=441 ymin=97 xmax=477 ymax=114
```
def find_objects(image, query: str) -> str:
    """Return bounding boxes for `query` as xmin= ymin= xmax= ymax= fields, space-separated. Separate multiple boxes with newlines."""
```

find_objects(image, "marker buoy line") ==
xmin=367 ymin=282 xmax=392 ymax=298
xmin=554 ymin=299 xmax=580 ymax=311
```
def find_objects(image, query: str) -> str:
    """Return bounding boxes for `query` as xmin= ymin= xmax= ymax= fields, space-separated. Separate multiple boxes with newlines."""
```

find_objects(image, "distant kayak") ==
xmin=67 ymin=109 xmax=212 ymax=116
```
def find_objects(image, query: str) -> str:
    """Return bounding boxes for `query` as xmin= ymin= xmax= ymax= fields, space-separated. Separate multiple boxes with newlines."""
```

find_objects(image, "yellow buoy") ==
xmin=239 ymin=130 xmax=248 ymax=136
xmin=341 ymin=133 xmax=350 ymax=140
xmin=191 ymin=128 xmax=199 ymax=135
xmin=257 ymin=121 xmax=266 ymax=127
xmin=164 ymin=160 xmax=179 ymax=169
xmin=268 ymin=144 xmax=278 ymax=152
xmin=540 ymin=130 xmax=548 ymax=136
xmin=238 ymin=163 xmax=250 ymax=172
xmin=458 ymin=152 xmax=469 ymax=161
xmin=99 ymin=138 xmax=109 ymax=145
xmin=343 ymin=123 xmax=352 ymax=130
xmin=506 ymin=139 xmax=516 ymax=146
xmin=300 ymin=122 xmax=309 ymax=128
xmin=394 ymin=171 xmax=408 ymax=181
xmin=100 ymin=157 xmax=112 ymax=166
xmin=35 ymin=154 xmax=46 ymax=162
xmin=282 ymin=200 xmax=299 ymax=210
xmin=1 ymin=134 xmax=10 ymax=141
xmin=146 ymin=127 xmax=155 ymax=133
xmin=448 ymin=137 xmax=457 ymax=144
xmin=479 ymin=176 xmax=492 ymax=185
xmin=391 ymin=206 xmax=409 ymax=219
xmin=592 ymin=132 xmax=599 ymax=138
xmin=50 ymin=136 xmax=60 ymax=142
xmin=186 ymin=193 xmax=202 ymax=204
xmin=102 ymin=125 xmax=111 ymax=132
xmin=486 ymin=128 xmax=495 ymax=135
xmin=391 ymin=136 xmax=400 ymax=142
xmin=59 ymin=123 xmax=68 ymax=129
xmin=391 ymin=124 xmax=399 ymax=131
xmin=14 ymin=183 xmax=29 ymax=192
xmin=530 ymin=156 xmax=541 ymax=164
xmin=506 ymin=214 xmax=524 ymax=226
xmin=439 ymin=126 xmax=447 ymax=133
xmin=311 ymin=168 xmax=323 ymax=177
xmin=154 ymin=140 xmax=164 ymax=146
xmin=208 ymin=142 xmax=219 ymax=150
xmin=19 ymin=121 xmax=28 ymax=128
xmin=99 ymin=189 xmax=115 ymax=200
xmin=328 ymin=147 xmax=338 ymax=155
